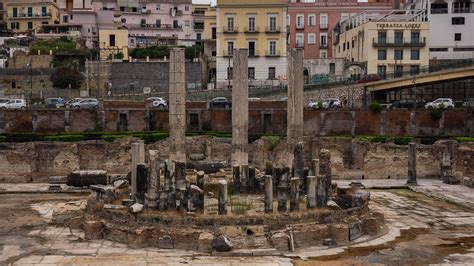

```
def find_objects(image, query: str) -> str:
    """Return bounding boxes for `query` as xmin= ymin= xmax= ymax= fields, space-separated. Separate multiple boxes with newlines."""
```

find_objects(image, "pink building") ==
xmin=288 ymin=0 xmax=393 ymax=59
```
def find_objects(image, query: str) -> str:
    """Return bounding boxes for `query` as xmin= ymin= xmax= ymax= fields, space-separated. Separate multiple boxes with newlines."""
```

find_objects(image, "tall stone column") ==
xmin=231 ymin=49 xmax=249 ymax=168
xmin=136 ymin=163 xmax=148 ymax=204
xmin=316 ymin=175 xmax=327 ymax=207
xmin=131 ymin=140 xmax=145 ymax=200
xmin=169 ymin=48 xmax=186 ymax=164
xmin=293 ymin=142 xmax=304 ymax=180
xmin=407 ymin=142 xmax=417 ymax=185
xmin=218 ymin=179 xmax=228 ymax=215
xmin=286 ymin=49 xmax=304 ymax=168
xmin=320 ymin=149 xmax=332 ymax=203
xmin=146 ymin=158 xmax=160 ymax=208
xmin=290 ymin=177 xmax=300 ymax=212
xmin=264 ymin=175 xmax=273 ymax=213
xmin=307 ymin=176 xmax=316 ymax=209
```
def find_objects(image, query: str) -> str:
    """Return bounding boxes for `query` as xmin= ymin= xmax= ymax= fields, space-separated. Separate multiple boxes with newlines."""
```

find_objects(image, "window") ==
xmin=431 ymin=2 xmax=448 ymax=13
xmin=378 ymin=31 xmax=387 ymax=44
xmin=156 ymin=19 xmax=161 ymax=27
xmin=269 ymin=16 xmax=277 ymax=31
xmin=320 ymin=14 xmax=328 ymax=29
xmin=196 ymin=33 xmax=202 ymax=40
xmin=410 ymin=65 xmax=419 ymax=75
xmin=320 ymin=51 xmax=327 ymax=58
xmin=269 ymin=41 xmax=277 ymax=55
xmin=140 ymin=19 xmax=146 ymax=26
xmin=452 ymin=17 xmax=465 ymax=25
xmin=227 ymin=67 xmax=233 ymax=80
xmin=248 ymin=67 xmax=255 ymax=79
xmin=296 ymin=14 xmax=304 ymax=28
xmin=343 ymin=42 xmax=345 ymax=51
xmin=455 ymin=33 xmax=462 ymax=41
xmin=352 ymin=39 xmax=355 ymax=48
xmin=377 ymin=65 xmax=387 ymax=79
xmin=70 ymin=14 xmax=73 ymax=20
xmin=27 ymin=21 xmax=33 ymax=29
xmin=268 ymin=67 xmax=276 ymax=79
xmin=320 ymin=33 xmax=327 ymax=47
xmin=411 ymin=50 xmax=420 ymax=60
xmin=395 ymin=65 xmax=403 ymax=77
xmin=156 ymin=4 xmax=160 ymax=10
xmin=411 ymin=31 xmax=420 ymax=43
xmin=329 ymin=63 xmax=335 ymax=74
xmin=211 ymin=27 xmax=216 ymax=39
xmin=185 ymin=5 xmax=189 ymax=11
xmin=227 ymin=16 xmax=234 ymax=31
xmin=308 ymin=33 xmax=316 ymax=44
xmin=227 ymin=41 xmax=234 ymax=56
xmin=109 ymin=34 xmax=116 ymax=46
xmin=394 ymin=49 xmax=403 ymax=60
xmin=63 ymin=15 xmax=69 ymax=23
xmin=173 ymin=20 xmax=179 ymax=28
xmin=430 ymin=47 xmax=448 ymax=52
xmin=12 ymin=7 xmax=18 ymax=17
xmin=10 ymin=22 xmax=19 ymax=30
xmin=248 ymin=16 xmax=256 ymax=32
xmin=296 ymin=34 xmax=304 ymax=47
xmin=378 ymin=50 xmax=387 ymax=60
xmin=41 ymin=6 xmax=47 ymax=16
xmin=308 ymin=14 xmax=316 ymax=26
xmin=341 ymin=13 xmax=349 ymax=22
xmin=395 ymin=31 xmax=403 ymax=44
xmin=11 ymin=81 xmax=16 ymax=89
xmin=27 ymin=7 xmax=32 ymax=17
xmin=248 ymin=41 xmax=256 ymax=56
xmin=453 ymin=1 xmax=471 ymax=13
xmin=185 ymin=20 xmax=190 ymax=26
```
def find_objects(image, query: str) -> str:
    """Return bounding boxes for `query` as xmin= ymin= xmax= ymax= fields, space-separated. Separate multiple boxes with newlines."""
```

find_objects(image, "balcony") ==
xmin=320 ymin=23 xmax=328 ymax=30
xmin=265 ymin=50 xmax=280 ymax=57
xmin=248 ymin=50 xmax=259 ymax=57
xmin=223 ymin=50 xmax=234 ymax=57
xmin=320 ymin=43 xmax=328 ymax=49
xmin=244 ymin=26 xmax=259 ymax=33
xmin=296 ymin=24 xmax=304 ymax=30
xmin=10 ymin=12 xmax=51 ymax=19
xmin=223 ymin=26 xmax=238 ymax=34
xmin=373 ymin=37 xmax=426 ymax=47
xmin=430 ymin=8 xmax=448 ymax=14
xmin=265 ymin=26 xmax=280 ymax=33
xmin=194 ymin=24 xmax=204 ymax=30
xmin=296 ymin=42 xmax=304 ymax=48
xmin=131 ymin=23 xmax=182 ymax=30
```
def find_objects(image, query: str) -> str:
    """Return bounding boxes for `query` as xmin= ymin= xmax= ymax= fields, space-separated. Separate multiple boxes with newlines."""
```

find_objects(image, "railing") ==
xmin=320 ymin=43 xmax=328 ymax=48
xmin=296 ymin=24 xmax=304 ymax=30
xmin=430 ymin=8 xmax=448 ymax=14
xmin=265 ymin=50 xmax=280 ymax=56
xmin=296 ymin=42 xmax=304 ymax=48
xmin=194 ymin=24 xmax=204 ymax=30
xmin=10 ymin=12 xmax=51 ymax=18
xmin=320 ymin=23 xmax=328 ymax=30
xmin=265 ymin=26 xmax=280 ymax=33
xmin=223 ymin=26 xmax=238 ymax=33
xmin=248 ymin=50 xmax=259 ymax=57
xmin=373 ymin=37 xmax=426 ymax=47
xmin=244 ymin=26 xmax=259 ymax=33
xmin=132 ymin=23 xmax=182 ymax=29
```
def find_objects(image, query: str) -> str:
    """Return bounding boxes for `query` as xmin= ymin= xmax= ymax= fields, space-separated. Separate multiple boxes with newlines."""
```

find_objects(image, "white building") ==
xmin=409 ymin=0 xmax=474 ymax=60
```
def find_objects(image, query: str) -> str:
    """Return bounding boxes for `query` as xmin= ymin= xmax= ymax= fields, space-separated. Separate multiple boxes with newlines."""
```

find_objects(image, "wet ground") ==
xmin=1 ymin=185 xmax=474 ymax=265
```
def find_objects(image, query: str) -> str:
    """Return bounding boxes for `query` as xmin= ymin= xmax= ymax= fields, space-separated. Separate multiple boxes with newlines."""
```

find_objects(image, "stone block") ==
xmin=158 ymin=235 xmax=174 ymax=249
xmin=84 ymin=220 xmax=103 ymax=240
xmin=212 ymin=235 xmax=233 ymax=252
xmin=329 ymin=224 xmax=349 ymax=245
xmin=198 ymin=232 xmax=214 ymax=253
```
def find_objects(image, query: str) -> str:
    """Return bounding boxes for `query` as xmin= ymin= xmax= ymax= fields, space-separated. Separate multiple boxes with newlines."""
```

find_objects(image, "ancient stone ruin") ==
xmin=59 ymin=49 xmax=387 ymax=253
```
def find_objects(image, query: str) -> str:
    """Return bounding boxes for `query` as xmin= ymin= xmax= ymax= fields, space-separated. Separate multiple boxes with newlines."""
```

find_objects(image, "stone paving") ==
xmin=2 ymin=180 xmax=474 ymax=265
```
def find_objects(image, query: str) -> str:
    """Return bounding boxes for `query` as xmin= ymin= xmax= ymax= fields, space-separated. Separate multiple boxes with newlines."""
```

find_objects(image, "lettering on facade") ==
xmin=376 ymin=23 xmax=421 ymax=29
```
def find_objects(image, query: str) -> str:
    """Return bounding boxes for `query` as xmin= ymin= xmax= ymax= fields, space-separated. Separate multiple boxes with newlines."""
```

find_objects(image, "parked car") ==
xmin=151 ymin=97 xmax=168 ymax=108
xmin=65 ymin=98 xmax=82 ymax=108
xmin=71 ymin=98 xmax=99 ymax=109
xmin=248 ymin=97 xmax=261 ymax=102
xmin=0 ymin=98 xmax=10 ymax=108
xmin=307 ymin=100 xmax=320 ymax=109
xmin=209 ymin=97 xmax=231 ymax=109
xmin=3 ymin=99 xmax=26 ymax=109
xmin=424 ymin=98 xmax=454 ymax=109
xmin=45 ymin=98 xmax=66 ymax=108
xmin=390 ymin=99 xmax=425 ymax=109
xmin=321 ymin=98 xmax=342 ymax=109
xmin=462 ymin=99 xmax=471 ymax=108
xmin=455 ymin=99 xmax=470 ymax=108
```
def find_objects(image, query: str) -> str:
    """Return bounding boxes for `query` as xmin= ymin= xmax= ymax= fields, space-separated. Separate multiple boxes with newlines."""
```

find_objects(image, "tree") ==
xmin=50 ymin=67 xmax=84 ymax=89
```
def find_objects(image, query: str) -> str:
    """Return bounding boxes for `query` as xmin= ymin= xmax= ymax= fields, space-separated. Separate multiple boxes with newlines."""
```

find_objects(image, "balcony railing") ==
xmin=430 ymin=8 xmax=448 ymax=14
xmin=296 ymin=42 xmax=304 ymax=48
xmin=320 ymin=23 xmax=328 ymax=30
xmin=244 ymin=26 xmax=259 ymax=33
xmin=132 ymin=23 xmax=182 ymax=29
xmin=248 ymin=50 xmax=259 ymax=57
xmin=453 ymin=7 xmax=473 ymax=13
xmin=223 ymin=50 xmax=234 ymax=57
xmin=296 ymin=24 xmax=304 ymax=30
xmin=373 ymin=37 xmax=426 ymax=47
xmin=223 ymin=26 xmax=238 ymax=33
xmin=265 ymin=50 xmax=280 ymax=57
xmin=265 ymin=26 xmax=280 ymax=33
xmin=194 ymin=24 xmax=204 ymax=30
xmin=10 ymin=12 xmax=51 ymax=18
xmin=320 ymin=43 xmax=328 ymax=48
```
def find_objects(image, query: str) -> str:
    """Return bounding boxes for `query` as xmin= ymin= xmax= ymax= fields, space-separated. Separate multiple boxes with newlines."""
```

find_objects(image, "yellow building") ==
xmin=333 ymin=10 xmax=430 ymax=79
xmin=202 ymin=7 xmax=217 ymax=86
xmin=216 ymin=0 xmax=288 ymax=87
xmin=5 ymin=0 xmax=60 ymax=33
xmin=99 ymin=29 xmax=129 ymax=60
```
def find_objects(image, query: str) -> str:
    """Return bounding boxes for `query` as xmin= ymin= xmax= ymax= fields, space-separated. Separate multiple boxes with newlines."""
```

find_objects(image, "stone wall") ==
xmin=0 ymin=107 xmax=471 ymax=137
xmin=7 ymin=53 xmax=53 ymax=69
xmin=1 ymin=136 xmax=472 ymax=183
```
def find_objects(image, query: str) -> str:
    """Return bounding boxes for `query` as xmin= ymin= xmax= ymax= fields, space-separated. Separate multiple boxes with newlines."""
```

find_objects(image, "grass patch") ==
xmin=456 ymin=137 xmax=474 ymax=143
xmin=44 ymin=135 xmax=84 ymax=142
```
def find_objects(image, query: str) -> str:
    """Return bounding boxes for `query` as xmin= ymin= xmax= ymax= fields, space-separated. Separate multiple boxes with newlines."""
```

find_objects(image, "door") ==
xmin=248 ymin=41 xmax=256 ymax=56
xmin=263 ymin=113 xmax=272 ymax=133
xmin=118 ymin=113 xmax=128 ymax=132
xmin=189 ymin=113 xmax=199 ymax=131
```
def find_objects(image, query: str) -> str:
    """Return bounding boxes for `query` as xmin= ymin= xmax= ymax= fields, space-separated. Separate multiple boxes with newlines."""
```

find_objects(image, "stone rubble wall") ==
xmin=1 ymin=136 xmax=472 ymax=183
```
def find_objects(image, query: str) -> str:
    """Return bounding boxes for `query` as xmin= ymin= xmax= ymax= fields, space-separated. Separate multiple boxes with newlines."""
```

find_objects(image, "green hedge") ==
xmin=393 ymin=137 xmax=413 ymax=146
xmin=44 ymin=135 xmax=85 ymax=142
xmin=456 ymin=137 xmax=474 ymax=143
xmin=0 ymin=136 xmax=5 ymax=143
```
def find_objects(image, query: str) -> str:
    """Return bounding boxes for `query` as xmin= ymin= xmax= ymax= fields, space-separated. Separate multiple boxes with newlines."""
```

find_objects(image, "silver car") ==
xmin=71 ymin=98 xmax=99 ymax=109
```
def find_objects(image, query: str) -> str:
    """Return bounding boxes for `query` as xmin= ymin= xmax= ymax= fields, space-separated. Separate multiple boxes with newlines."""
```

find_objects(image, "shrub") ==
xmin=133 ymin=132 xmax=169 ymax=144
xmin=50 ymin=67 xmax=84 ymax=89
xmin=369 ymin=101 xmax=382 ymax=113
xmin=431 ymin=108 xmax=444 ymax=120
xmin=393 ymin=137 xmax=412 ymax=146
xmin=44 ymin=135 xmax=84 ymax=142
xmin=261 ymin=135 xmax=281 ymax=151
xmin=318 ymin=101 xmax=323 ymax=109
xmin=420 ymin=137 xmax=438 ymax=145
xmin=456 ymin=137 xmax=474 ymax=143
xmin=370 ymin=136 xmax=388 ymax=143
xmin=0 ymin=135 xmax=5 ymax=143
xmin=102 ymin=135 xmax=127 ymax=142
xmin=205 ymin=131 xmax=232 ymax=138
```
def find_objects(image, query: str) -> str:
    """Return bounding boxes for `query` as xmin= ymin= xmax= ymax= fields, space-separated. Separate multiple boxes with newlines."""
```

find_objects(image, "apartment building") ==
xmin=287 ymin=0 xmax=392 ymax=59
xmin=193 ymin=4 xmax=211 ymax=45
xmin=0 ymin=2 xmax=7 ymax=31
xmin=215 ymin=0 xmax=288 ymax=87
xmin=99 ymin=28 xmax=129 ymax=60
xmin=203 ymin=6 xmax=217 ymax=86
xmin=333 ymin=10 xmax=430 ymax=79
xmin=5 ymin=0 xmax=60 ymax=33
xmin=408 ymin=0 xmax=474 ymax=60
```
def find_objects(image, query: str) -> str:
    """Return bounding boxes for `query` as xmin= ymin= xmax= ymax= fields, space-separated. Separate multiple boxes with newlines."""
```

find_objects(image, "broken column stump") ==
xmin=146 ymin=158 xmax=160 ymax=208
xmin=319 ymin=149 xmax=332 ymax=203
xmin=232 ymin=166 xmax=241 ymax=195
xmin=316 ymin=175 xmax=328 ymax=208
xmin=218 ymin=179 xmax=228 ymax=215
xmin=277 ymin=185 xmax=288 ymax=212
xmin=248 ymin=166 xmax=256 ymax=193
xmin=290 ymin=177 xmax=300 ymax=212
xmin=264 ymin=175 xmax=273 ymax=213
xmin=307 ymin=176 xmax=316 ymax=209
xmin=84 ymin=220 xmax=104 ymax=240
xmin=136 ymin=163 xmax=148 ymax=203
xmin=407 ymin=142 xmax=417 ymax=185
xmin=196 ymin=171 xmax=205 ymax=190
